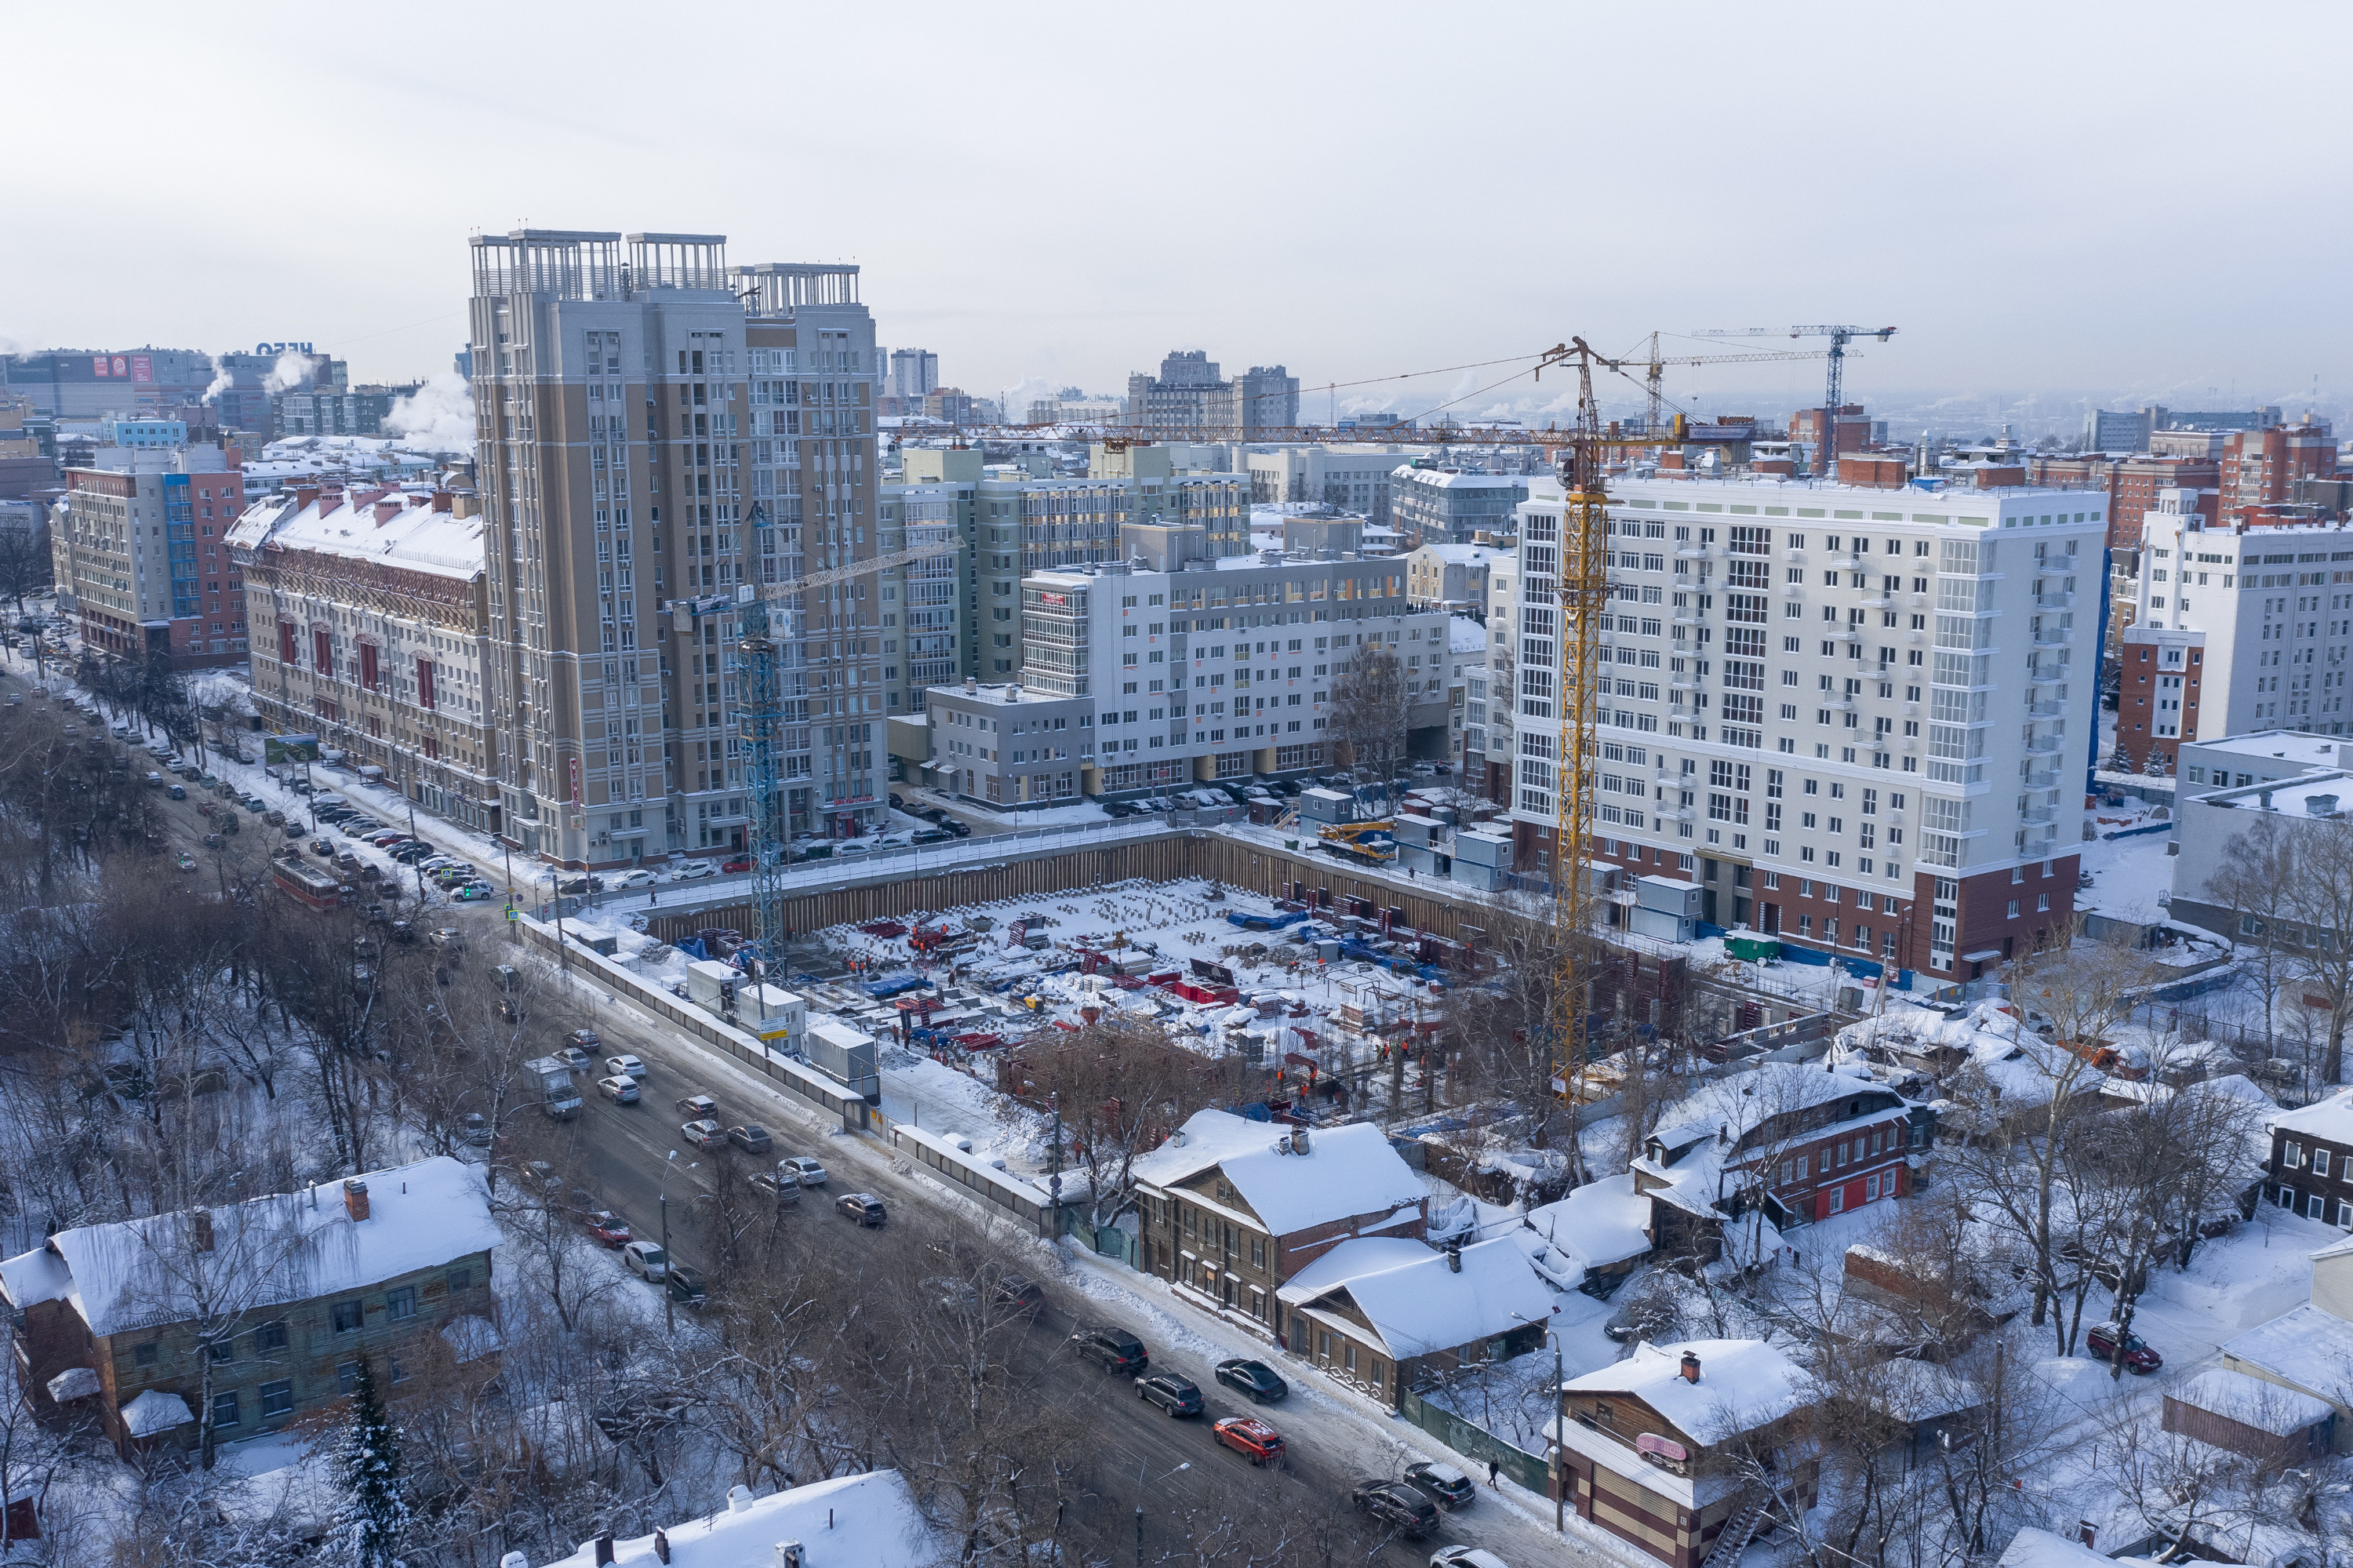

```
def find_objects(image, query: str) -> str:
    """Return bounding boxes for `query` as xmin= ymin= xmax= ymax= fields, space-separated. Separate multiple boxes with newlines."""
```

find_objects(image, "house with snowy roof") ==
xmin=531 ymin=1470 xmax=940 ymax=1568
xmin=1273 ymin=1234 xmax=1556 ymax=1407
xmin=2264 ymin=1088 xmax=2353 ymax=1230
xmin=1548 ymin=1337 xmax=1820 ymax=1568
xmin=1632 ymin=1063 xmax=1929 ymax=1259
xmin=1133 ymin=1110 xmax=1427 ymax=1336
xmin=2220 ymin=1229 xmax=2353 ymax=1450
xmin=0 ymin=1157 xmax=500 ymax=1457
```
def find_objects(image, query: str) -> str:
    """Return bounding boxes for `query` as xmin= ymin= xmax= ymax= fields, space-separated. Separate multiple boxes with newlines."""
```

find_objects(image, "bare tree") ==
xmin=1328 ymin=641 xmax=1408 ymax=806
xmin=2219 ymin=810 xmax=2353 ymax=1086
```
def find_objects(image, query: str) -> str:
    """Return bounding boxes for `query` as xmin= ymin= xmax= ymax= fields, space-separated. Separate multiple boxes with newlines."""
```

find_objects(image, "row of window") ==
xmin=208 ymin=1352 xmax=410 ymax=1432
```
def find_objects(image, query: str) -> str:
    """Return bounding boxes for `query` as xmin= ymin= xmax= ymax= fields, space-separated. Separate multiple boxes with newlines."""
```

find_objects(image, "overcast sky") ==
xmin=8 ymin=2 xmax=2348 ymax=430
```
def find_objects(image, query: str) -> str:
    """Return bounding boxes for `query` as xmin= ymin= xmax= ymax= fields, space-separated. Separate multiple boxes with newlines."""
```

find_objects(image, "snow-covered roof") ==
xmin=1278 ymin=1235 xmax=1557 ymax=1360
xmin=2171 ymin=1368 xmax=2333 ymax=1435
xmin=44 ymin=1366 xmax=100 ymax=1403
xmin=121 ymin=1388 xmax=193 ymax=1437
xmin=0 ymin=1156 xmax=499 ymax=1340
xmin=1411 ymin=542 xmax=1502 ymax=566
xmin=537 ymin=1470 xmax=940 ymax=1568
xmin=1449 ymin=617 xmax=1487 ymax=653
xmin=1526 ymin=1173 xmax=1653 ymax=1270
xmin=226 ymin=487 xmax=485 ymax=581
xmin=1998 ymin=1527 xmax=2116 ymax=1568
xmin=1131 ymin=1110 xmax=1425 ymax=1237
xmin=1562 ymin=1338 xmax=1810 ymax=1446
xmin=2222 ymin=1304 xmax=2353 ymax=1399
xmin=2271 ymin=1089 xmax=2353 ymax=1148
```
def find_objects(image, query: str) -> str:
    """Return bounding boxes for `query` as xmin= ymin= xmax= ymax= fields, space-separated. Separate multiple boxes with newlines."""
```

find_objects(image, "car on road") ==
xmin=1213 ymin=1415 xmax=1287 ymax=1468
xmin=671 ymin=859 xmax=715 ymax=881
xmin=460 ymin=1112 xmax=493 ymax=1147
xmin=311 ymin=838 xmax=334 ymax=856
xmin=1404 ymin=1462 xmax=1475 ymax=1511
xmin=453 ymin=884 xmax=498 ymax=901
xmin=2087 ymin=1322 xmax=2162 ymax=1373
xmin=721 ymin=855 xmax=752 ymax=872
xmin=579 ymin=1209 xmax=631 ymax=1247
xmin=835 ymin=1192 xmax=887 ymax=1227
xmin=875 ymin=831 xmax=913 ymax=849
xmin=1215 ymin=1358 xmax=1289 ymax=1403
xmin=941 ymin=819 xmax=971 ymax=838
xmin=682 ymin=1119 xmax=725 ymax=1147
xmin=604 ymin=1053 xmax=647 ymax=1080
xmin=666 ymin=1263 xmax=708 ymax=1308
xmin=1134 ymin=1374 xmax=1203 ymax=1417
xmin=834 ymin=840 xmax=873 ymax=857
xmin=165 ymin=784 xmax=187 ymax=800
xmin=596 ymin=1075 xmax=639 ymax=1104
xmin=563 ymin=1028 xmax=601 ymax=1050
xmin=751 ymin=1170 xmax=803 ymax=1204
xmin=557 ymin=1047 xmax=593 ymax=1072
xmin=727 ymin=1123 xmax=773 ymax=1154
xmin=613 ymin=868 xmax=657 ymax=890
xmin=676 ymin=1093 xmax=720 ymax=1119
xmin=1429 ymin=1548 xmax=1511 ymax=1568
xmin=521 ymin=1160 xmax=562 ymax=1194
xmin=1349 ymin=1480 xmax=1440 ymax=1538
xmin=888 ymin=792 xmax=904 ymax=809
xmin=621 ymin=1240 xmax=669 ymax=1282
xmin=428 ymin=928 xmax=464 ymax=950
xmin=555 ymin=874 xmax=604 ymax=895
xmin=911 ymin=827 xmax=955 ymax=846
xmin=1070 ymin=1326 xmax=1148 ymax=1375
xmin=780 ymin=1155 xmax=827 ymax=1186
xmin=995 ymin=1273 xmax=1046 ymax=1319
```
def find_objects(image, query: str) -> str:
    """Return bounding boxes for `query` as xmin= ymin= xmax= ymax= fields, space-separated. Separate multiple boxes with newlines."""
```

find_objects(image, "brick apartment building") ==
xmin=2224 ymin=420 xmax=2337 ymax=514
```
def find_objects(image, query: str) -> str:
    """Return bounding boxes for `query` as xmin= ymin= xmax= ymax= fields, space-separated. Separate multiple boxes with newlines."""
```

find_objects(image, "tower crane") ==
xmin=666 ymin=531 xmax=966 ymax=970
xmin=1693 ymin=326 xmax=1898 ymax=472
xmin=1617 ymin=332 xmax=1835 ymax=433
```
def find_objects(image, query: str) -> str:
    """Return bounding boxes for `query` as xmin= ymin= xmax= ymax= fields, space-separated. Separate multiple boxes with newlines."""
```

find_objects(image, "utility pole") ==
xmin=659 ymin=1150 xmax=680 ymax=1334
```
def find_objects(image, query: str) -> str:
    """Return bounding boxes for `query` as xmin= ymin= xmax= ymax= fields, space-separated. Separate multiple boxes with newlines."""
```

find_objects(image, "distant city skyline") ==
xmin=5 ymin=3 xmax=2348 ymax=440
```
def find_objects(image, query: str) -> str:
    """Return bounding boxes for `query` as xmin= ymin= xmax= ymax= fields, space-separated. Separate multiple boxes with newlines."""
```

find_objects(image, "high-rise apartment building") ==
xmin=52 ymin=444 xmax=248 ymax=667
xmin=2222 ymin=420 xmax=2337 ymax=515
xmin=2082 ymin=409 xmax=2154 ymax=453
xmin=888 ymin=348 xmax=939 ymax=403
xmin=1125 ymin=351 xmax=1297 ymax=435
xmin=467 ymin=229 xmax=884 ymax=868
xmin=1507 ymin=478 xmax=2107 ymax=980
xmin=1390 ymin=466 xmax=1528 ymax=547
xmin=2117 ymin=490 xmax=2353 ymax=773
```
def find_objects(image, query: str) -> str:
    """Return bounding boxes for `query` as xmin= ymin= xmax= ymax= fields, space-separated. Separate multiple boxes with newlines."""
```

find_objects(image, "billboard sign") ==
xmin=264 ymin=733 xmax=322 ymax=764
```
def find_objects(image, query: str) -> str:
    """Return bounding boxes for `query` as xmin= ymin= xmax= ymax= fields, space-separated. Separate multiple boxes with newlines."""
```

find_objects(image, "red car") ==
xmin=2086 ymin=1322 xmax=2162 ymax=1373
xmin=580 ymin=1209 xmax=632 ymax=1247
xmin=1213 ymin=1415 xmax=1287 ymax=1467
xmin=722 ymin=855 xmax=753 ymax=873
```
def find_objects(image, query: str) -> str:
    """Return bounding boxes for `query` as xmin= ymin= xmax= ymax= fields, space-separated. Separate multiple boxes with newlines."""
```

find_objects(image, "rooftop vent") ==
xmin=1680 ymin=1351 xmax=1702 ymax=1384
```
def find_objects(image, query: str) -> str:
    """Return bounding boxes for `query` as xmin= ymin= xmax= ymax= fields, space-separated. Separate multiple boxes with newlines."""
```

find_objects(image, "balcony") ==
xmin=1672 ymin=608 xmax=1702 ymax=626
xmin=2026 ymin=665 xmax=2065 ymax=686
xmin=1828 ymin=554 xmax=1864 ymax=572
xmin=1910 ymin=592 xmax=1931 ymax=609
xmin=2027 ymin=700 xmax=2061 ymax=719
xmin=1783 ymin=582 xmax=1807 ymax=598
xmin=1828 ymin=696 xmax=1856 ymax=711
xmin=2024 ymin=770 xmax=2057 ymax=790
xmin=2032 ymin=628 xmax=2073 ymax=648
xmin=1784 ymin=548 xmax=1807 ymax=563
xmin=2023 ymin=806 xmax=2057 ymax=826
xmin=1671 ymin=674 xmax=1700 ymax=691
xmin=2024 ymin=736 xmax=2063 ymax=757
xmin=1675 ymin=542 xmax=1716 ymax=560
xmin=1861 ymin=594 xmax=1893 ymax=610
xmin=1833 ymin=625 xmax=1863 ymax=642
xmin=2038 ymin=591 xmax=2076 ymax=609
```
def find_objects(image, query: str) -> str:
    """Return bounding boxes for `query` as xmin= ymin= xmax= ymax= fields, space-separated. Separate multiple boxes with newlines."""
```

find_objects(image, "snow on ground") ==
xmin=2075 ymin=802 xmax=2177 ymax=930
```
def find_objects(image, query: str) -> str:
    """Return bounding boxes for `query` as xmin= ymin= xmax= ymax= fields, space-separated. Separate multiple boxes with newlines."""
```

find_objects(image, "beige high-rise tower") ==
xmin=468 ymin=229 xmax=882 ymax=869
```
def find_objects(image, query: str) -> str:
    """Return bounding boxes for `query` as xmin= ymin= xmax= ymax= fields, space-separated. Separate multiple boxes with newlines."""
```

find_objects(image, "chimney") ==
xmin=343 ymin=1178 xmax=370 ymax=1223
xmin=431 ymin=489 xmax=453 ymax=513
xmin=500 ymin=1555 xmax=529 ymax=1568
xmin=1446 ymin=1236 xmax=1462 ymax=1273
xmin=776 ymin=1544 xmax=806 ymax=1568
xmin=1680 ymin=1351 xmax=1701 ymax=1384
xmin=593 ymin=1536 xmax=615 ymax=1567
xmin=727 ymin=1486 xmax=755 ymax=1514
xmin=1292 ymin=1125 xmax=1309 ymax=1155
xmin=293 ymin=485 xmax=320 ymax=513
xmin=653 ymin=1532 xmax=671 ymax=1565
xmin=191 ymin=1210 xmax=214 ymax=1252
xmin=373 ymin=500 xmax=402 ymax=528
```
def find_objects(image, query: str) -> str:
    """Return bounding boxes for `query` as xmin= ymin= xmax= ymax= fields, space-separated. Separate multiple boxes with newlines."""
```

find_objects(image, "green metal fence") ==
xmin=1398 ymin=1388 xmax=1551 ymax=1494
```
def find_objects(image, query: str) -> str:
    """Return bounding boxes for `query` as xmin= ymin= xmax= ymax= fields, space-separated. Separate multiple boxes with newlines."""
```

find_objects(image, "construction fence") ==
xmin=1397 ymin=1388 xmax=1552 ymax=1493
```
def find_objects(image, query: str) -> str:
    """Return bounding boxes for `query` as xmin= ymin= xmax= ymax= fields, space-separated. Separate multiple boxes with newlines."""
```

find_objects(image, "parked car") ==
xmin=671 ymin=859 xmax=715 ymax=881
xmin=1350 ymin=1480 xmax=1440 ymax=1538
xmin=942 ymin=819 xmax=971 ymax=839
xmin=834 ymin=841 xmax=873 ymax=857
xmin=613 ymin=868 xmax=657 ymax=890
xmin=682 ymin=1119 xmax=724 ymax=1146
xmin=555 ymin=875 xmax=603 ymax=895
xmin=780 ymin=1155 xmax=827 ymax=1186
xmin=1429 ymin=1548 xmax=1512 ymax=1568
xmin=459 ymin=1112 xmax=494 ymax=1147
xmin=911 ymin=827 xmax=955 ymax=846
xmin=888 ymin=792 xmax=904 ymax=809
xmin=721 ymin=855 xmax=753 ymax=873
xmin=1213 ymin=1415 xmax=1287 ymax=1468
xmin=605 ymin=1053 xmax=647 ymax=1080
xmin=2087 ymin=1322 xmax=2163 ymax=1373
xmin=676 ymin=1093 xmax=720 ymax=1119
xmin=521 ymin=1160 xmax=562 ymax=1193
xmin=165 ymin=784 xmax=187 ymax=800
xmin=1071 ymin=1326 xmax=1148 ymax=1375
xmin=596 ymin=1075 xmax=640 ymax=1104
xmin=1134 ymin=1374 xmax=1204 ymax=1417
xmin=665 ymin=1263 xmax=708 ymax=1308
xmin=1404 ymin=1461 xmax=1475 ymax=1511
xmin=728 ymin=1123 xmax=773 ymax=1155
xmin=579 ymin=1209 xmax=631 ymax=1247
xmin=621 ymin=1240 xmax=669 ymax=1282
xmin=1215 ymin=1358 xmax=1288 ymax=1402
xmin=835 ymin=1191 xmax=887 ymax=1227
xmin=751 ymin=1170 xmax=804 ymax=1205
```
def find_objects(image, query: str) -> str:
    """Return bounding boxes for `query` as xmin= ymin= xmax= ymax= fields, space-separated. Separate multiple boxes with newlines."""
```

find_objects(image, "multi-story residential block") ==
xmin=0 ymin=1158 xmax=498 ymax=1457
xmin=467 ymin=228 xmax=886 ymax=866
xmin=886 ymin=347 xmax=938 ymax=402
xmin=1389 ymin=464 xmax=1528 ymax=547
xmin=0 ymin=349 xmax=216 ymax=418
xmin=2083 ymin=407 xmax=2155 ymax=453
xmin=1125 ymin=351 xmax=1297 ymax=435
xmin=0 ymin=395 xmax=53 ymax=500
xmin=926 ymin=544 xmax=1447 ymax=802
xmin=1242 ymin=443 xmax=1412 ymax=522
xmin=2151 ymin=404 xmax=2284 ymax=435
xmin=2167 ymin=761 xmax=2353 ymax=940
xmin=1402 ymin=540 xmax=1504 ymax=614
xmin=2223 ymin=419 xmax=2338 ymax=515
xmin=1508 ymin=478 xmax=2108 ymax=980
xmin=2118 ymin=492 xmax=2353 ymax=772
xmin=52 ymin=444 xmax=248 ymax=668
xmin=2266 ymin=1092 xmax=2353 ymax=1230
xmin=271 ymin=384 xmax=417 ymax=439
xmin=1131 ymin=1110 xmax=1427 ymax=1337
xmin=1475 ymin=551 xmax=1519 ymax=801
xmin=229 ymin=483 xmax=504 ymax=835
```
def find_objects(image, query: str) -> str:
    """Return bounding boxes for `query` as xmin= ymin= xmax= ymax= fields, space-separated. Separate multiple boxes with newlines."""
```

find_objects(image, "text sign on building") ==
xmin=569 ymin=756 xmax=582 ymax=806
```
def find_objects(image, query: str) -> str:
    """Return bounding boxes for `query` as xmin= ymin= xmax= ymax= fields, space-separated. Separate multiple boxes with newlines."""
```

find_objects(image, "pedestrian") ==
xmin=1486 ymin=1459 xmax=1500 ymax=1490
xmin=649 ymin=890 xmax=656 ymax=906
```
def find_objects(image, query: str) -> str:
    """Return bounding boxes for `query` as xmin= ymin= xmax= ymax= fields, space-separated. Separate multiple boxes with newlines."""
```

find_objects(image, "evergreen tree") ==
xmin=334 ymin=1354 xmax=409 ymax=1568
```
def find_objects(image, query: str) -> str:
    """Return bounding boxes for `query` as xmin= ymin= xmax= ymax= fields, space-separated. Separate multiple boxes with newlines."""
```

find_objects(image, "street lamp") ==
xmin=1511 ymin=1310 xmax=1566 ymax=1532
xmin=1136 ymin=1461 xmax=1189 ymax=1567
xmin=656 ymin=1149 xmax=696 ymax=1335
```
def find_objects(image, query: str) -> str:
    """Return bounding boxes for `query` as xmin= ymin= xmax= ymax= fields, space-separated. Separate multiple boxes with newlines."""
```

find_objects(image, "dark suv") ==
xmin=1134 ymin=1374 xmax=1203 ymax=1417
xmin=1349 ymin=1479 xmax=1439 ymax=1537
xmin=1071 ymin=1326 xmax=1149 ymax=1375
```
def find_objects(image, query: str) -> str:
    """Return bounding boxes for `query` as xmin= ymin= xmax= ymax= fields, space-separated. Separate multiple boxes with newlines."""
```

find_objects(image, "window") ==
xmin=385 ymin=1286 xmax=417 ymax=1322
xmin=1827 ymin=1186 xmax=1845 ymax=1214
xmin=2313 ymin=1195 xmax=2329 ymax=1221
xmin=333 ymin=1300 xmax=364 ymax=1334
xmin=256 ymin=1320 xmax=288 ymax=1354
xmin=212 ymin=1391 xmax=240 ymax=1430
xmin=135 ymin=1342 xmax=158 ymax=1369
xmin=337 ymin=1359 xmax=361 ymax=1395
xmin=448 ymin=1267 xmax=472 ymax=1294
xmin=2318 ymin=1148 xmax=2334 ymax=1179
xmin=208 ymin=1339 xmax=234 ymax=1364
xmin=260 ymin=1379 xmax=295 ymax=1418
xmin=389 ymin=1352 xmax=409 ymax=1385
xmin=1344 ymin=1344 xmax=1358 ymax=1374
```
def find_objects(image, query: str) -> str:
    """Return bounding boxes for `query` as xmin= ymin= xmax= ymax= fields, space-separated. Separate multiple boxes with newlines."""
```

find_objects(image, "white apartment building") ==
xmin=1475 ymin=550 xmax=1520 ymax=802
xmin=1507 ymin=478 xmax=2108 ymax=980
xmin=1242 ymin=444 xmax=1413 ymax=522
xmin=2119 ymin=489 xmax=2353 ymax=773
xmin=922 ymin=551 xmax=1449 ymax=804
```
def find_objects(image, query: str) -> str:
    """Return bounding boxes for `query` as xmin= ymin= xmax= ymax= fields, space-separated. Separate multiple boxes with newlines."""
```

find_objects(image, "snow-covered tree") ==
xmin=333 ymin=1355 xmax=409 ymax=1568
